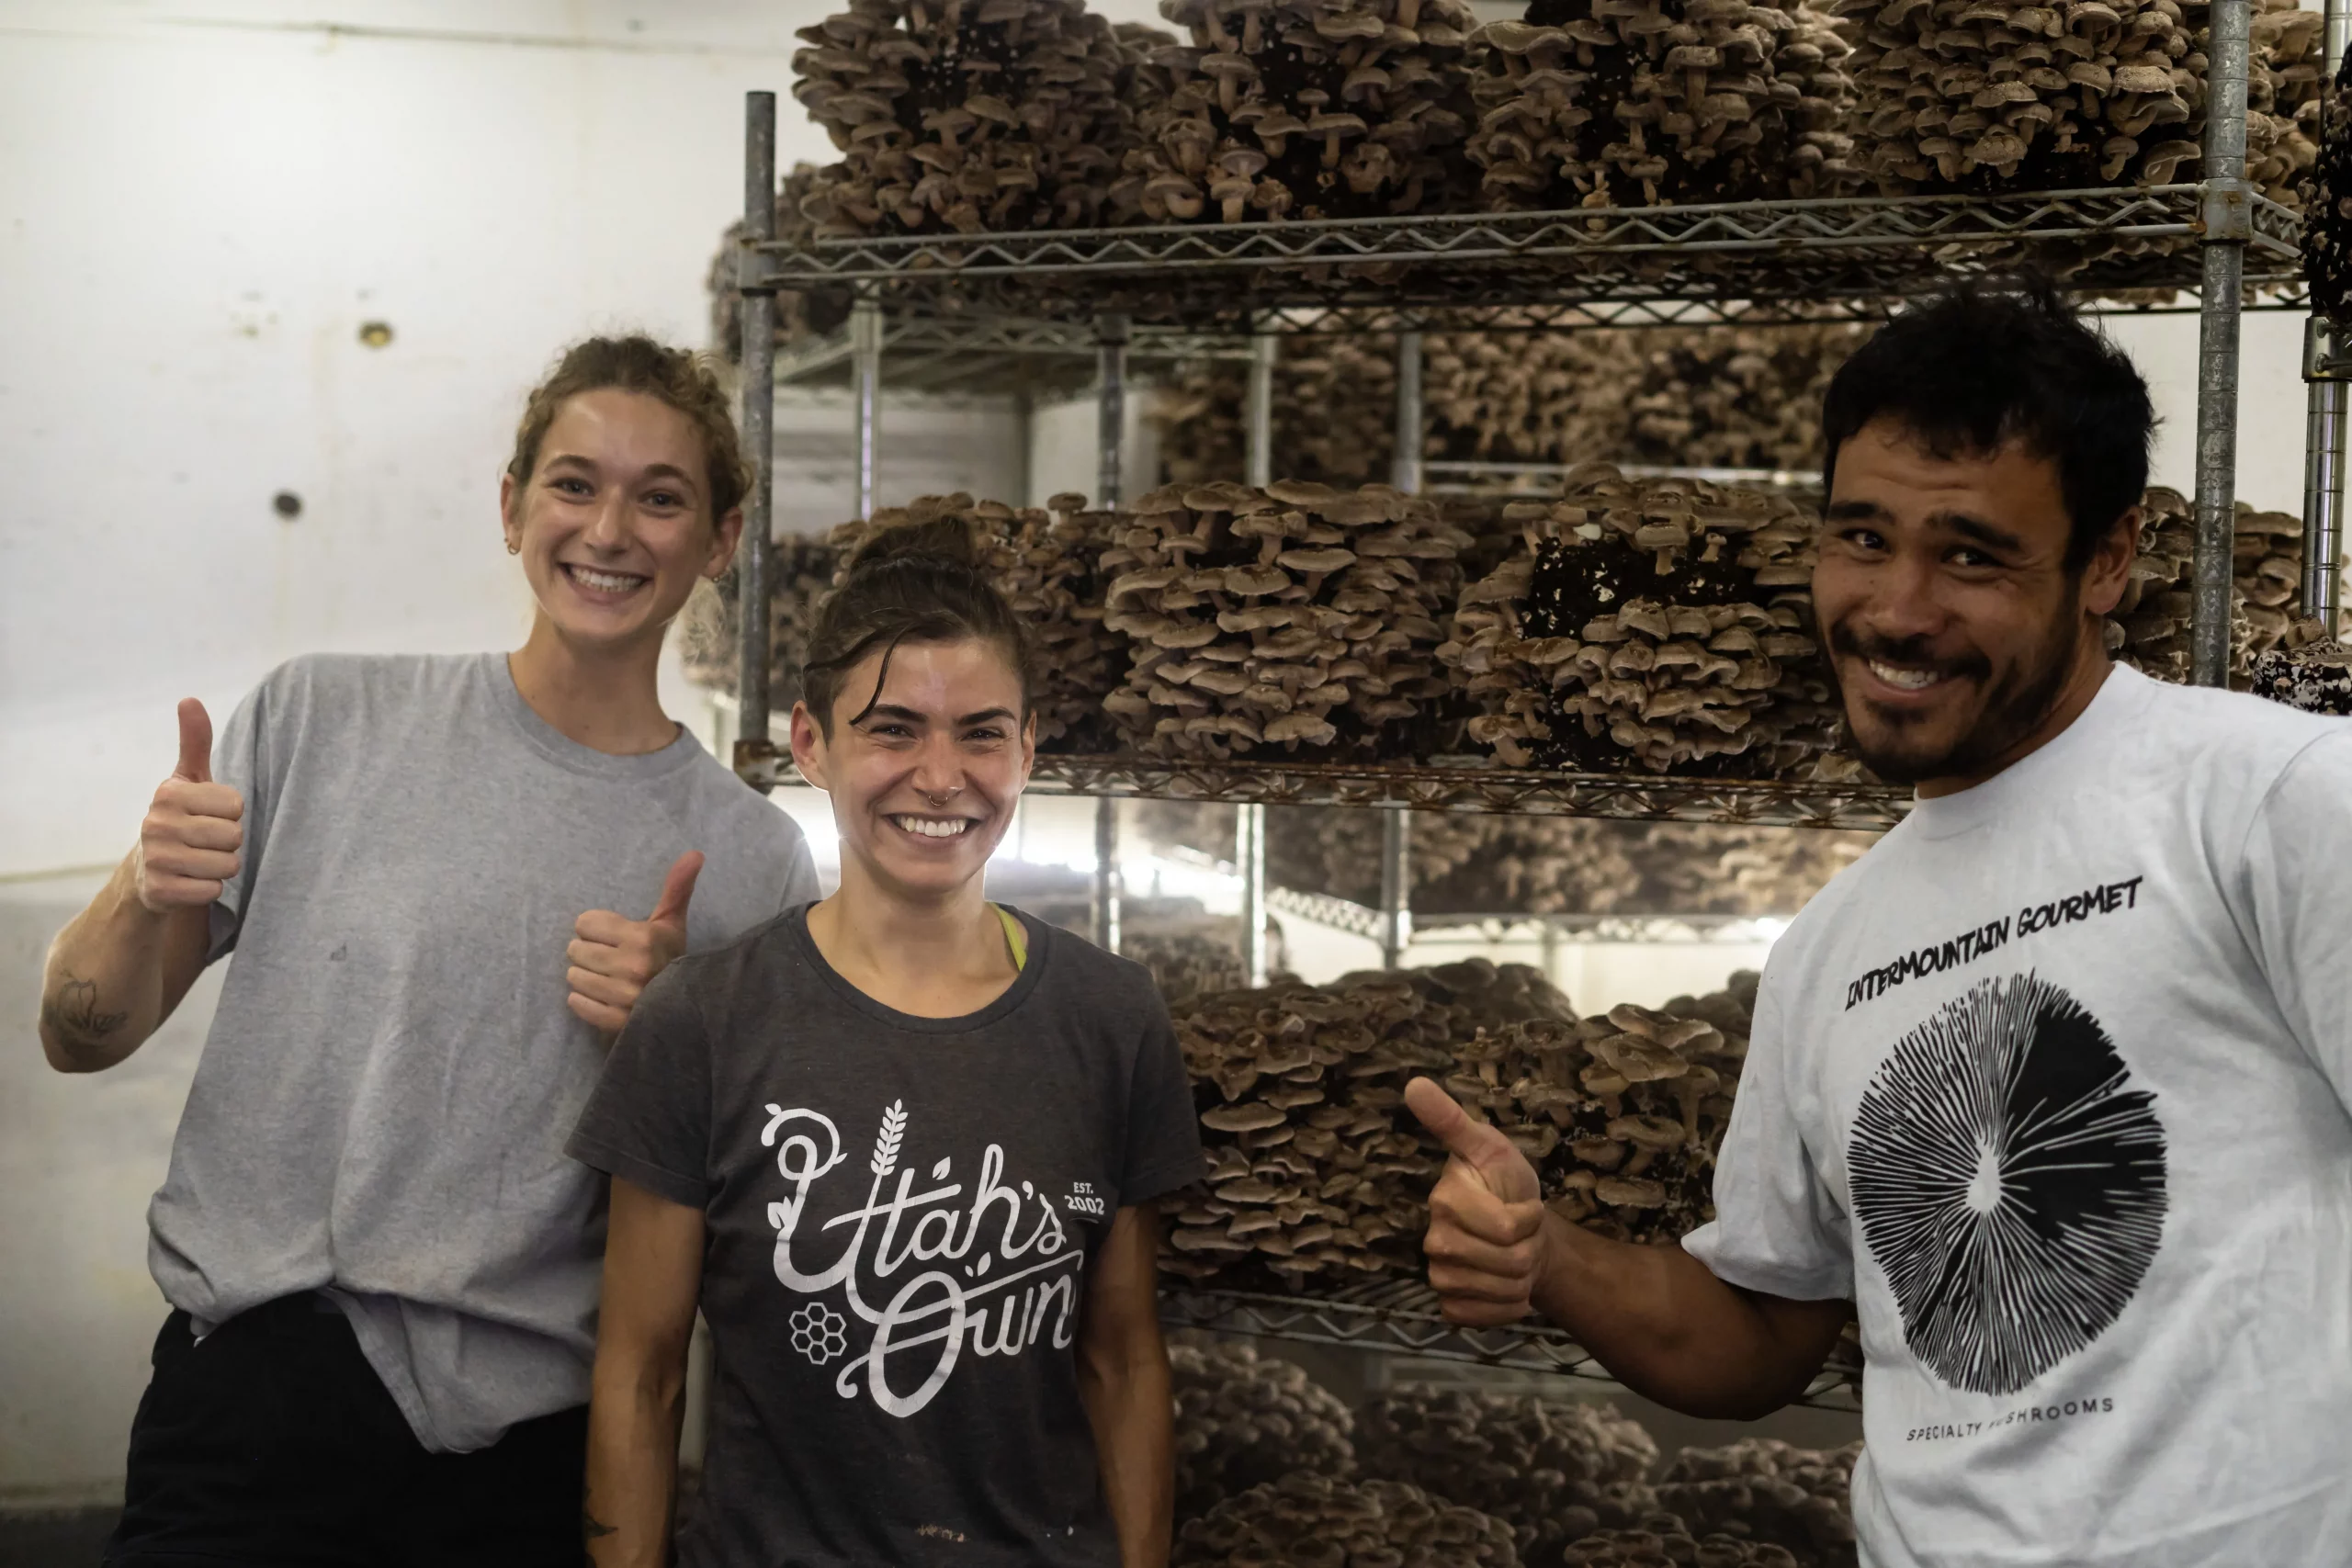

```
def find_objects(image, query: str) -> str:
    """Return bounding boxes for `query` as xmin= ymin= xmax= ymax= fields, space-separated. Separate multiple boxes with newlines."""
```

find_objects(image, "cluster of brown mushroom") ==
xmin=1140 ymin=802 xmax=1872 ymax=918
xmin=1155 ymin=338 xmax=1401 ymax=490
xmin=706 ymin=164 xmax=856 ymax=362
xmin=1358 ymin=1388 xmax=1664 ymax=1562
xmin=2247 ymin=0 xmax=2325 ymax=207
xmin=1164 ymin=960 xmax=1577 ymax=1285
xmin=1654 ymin=1441 xmax=1862 ymax=1568
xmin=1153 ymin=326 xmax=1857 ymax=492
xmin=2301 ymin=41 xmax=2352 ymax=315
xmin=2251 ymin=625 xmax=2352 ymax=716
xmin=1170 ymin=1340 xmax=1361 ymax=1524
xmin=790 ymin=0 xmax=1135 ymax=236
xmin=1464 ymin=0 xmax=1858 ymax=211
xmin=830 ymin=491 xmax=1128 ymax=749
xmin=1174 ymin=1473 xmax=1523 ymax=1568
xmin=1838 ymin=0 xmax=2318 ymax=201
xmin=1114 ymin=0 xmax=1479 ymax=225
xmin=1563 ymin=1529 xmax=1806 ymax=1567
xmin=1446 ymin=976 xmax=1757 ymax=1246
xmin=2105 ymin=486 xmax=2306 ymax=687
xmin=1441 ymin=469 xmax=1839 ymax=775
xmin=1101 ymin=479 xmax=1472 ymax=758
xmin=676 ymin=536 xmax=844 ymax=708
xmin=1125 ymin=906 xmax=1291 ymax=1002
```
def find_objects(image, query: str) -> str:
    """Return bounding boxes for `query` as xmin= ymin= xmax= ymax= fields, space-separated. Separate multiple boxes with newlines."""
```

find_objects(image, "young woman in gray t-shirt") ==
xmin=573 ymin=519 xmax=1205 ymax=1568
xmin=37 ymin=337 xmax=817 ymax=1566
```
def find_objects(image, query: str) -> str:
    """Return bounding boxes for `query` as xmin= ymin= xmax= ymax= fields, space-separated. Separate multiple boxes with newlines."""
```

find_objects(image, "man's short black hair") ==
xmin=1820 ymin=278 xmax=2155 ymax=570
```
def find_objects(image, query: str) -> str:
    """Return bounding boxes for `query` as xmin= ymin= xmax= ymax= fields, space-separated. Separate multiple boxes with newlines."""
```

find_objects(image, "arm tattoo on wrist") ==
xmin=582 ymin=1507 xmax=618 ymax=1540
xmin=43 ymin=972 xmax=130 ymax=1048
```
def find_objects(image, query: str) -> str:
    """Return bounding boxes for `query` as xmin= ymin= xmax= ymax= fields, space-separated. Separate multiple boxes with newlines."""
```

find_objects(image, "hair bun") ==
xmin=842 ymin=513 xmax=984 ymax=577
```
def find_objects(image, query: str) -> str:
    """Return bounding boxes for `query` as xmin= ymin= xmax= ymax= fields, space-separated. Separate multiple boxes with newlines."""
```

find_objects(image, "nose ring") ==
xmin=922 ymin=785 xmax=964 ymax=807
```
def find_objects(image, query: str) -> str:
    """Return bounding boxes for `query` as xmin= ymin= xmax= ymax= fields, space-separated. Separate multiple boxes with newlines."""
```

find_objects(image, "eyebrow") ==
xmin=1823 ymin=498 xmax=2027 ymax=555
xmin=856 ymin=704 xmax=1019 ymax=727
xmin=542 ymin=454 xmax=701 ymax=492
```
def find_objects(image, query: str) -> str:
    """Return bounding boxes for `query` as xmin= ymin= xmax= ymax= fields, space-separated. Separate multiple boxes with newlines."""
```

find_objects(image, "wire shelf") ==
xmin=774 ymin=314 xmax=1252 ymax=391
xmin=1161 ymin=1280 xmax=1864 ymax=1413
xmin=735 ymin=742 xmax=1906 ymax=829
xmin=746 ymin=186 xmax=2301 ymax=328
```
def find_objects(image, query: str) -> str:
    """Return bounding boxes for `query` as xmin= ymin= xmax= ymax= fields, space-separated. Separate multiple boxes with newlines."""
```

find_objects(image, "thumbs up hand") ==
xmin=566 ymin=852 xmax=703 ymax=1033
xmin=135 ymin=699 xmax=247 ymax=914
xmin=1406 ymin=1077 xmax=1555 ymax=1327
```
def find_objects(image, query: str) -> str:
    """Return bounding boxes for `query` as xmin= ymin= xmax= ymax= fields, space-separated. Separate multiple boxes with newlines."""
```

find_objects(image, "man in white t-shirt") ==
xmin=1405 ymin=281 xmax=2352 ymax=1568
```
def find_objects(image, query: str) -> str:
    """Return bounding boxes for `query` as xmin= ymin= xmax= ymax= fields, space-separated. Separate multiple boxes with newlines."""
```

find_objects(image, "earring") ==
xmin=506 ymin=539 xmax=521 ymax=556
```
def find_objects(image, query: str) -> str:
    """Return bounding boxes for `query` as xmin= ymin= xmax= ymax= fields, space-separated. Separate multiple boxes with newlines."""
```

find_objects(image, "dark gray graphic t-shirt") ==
xmin=569 ymin=905 xmax=1204 ymax=1568
xmin=1682 ymin=667 xmax=2352 ymax=1568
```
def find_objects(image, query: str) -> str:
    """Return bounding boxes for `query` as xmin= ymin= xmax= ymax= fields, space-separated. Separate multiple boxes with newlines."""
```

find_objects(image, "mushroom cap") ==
xmin=1224 ymin=564 xmax=1293 ymax=596
xmin=1266 ymin=478 xmax=1342 ymax=507
xmin=1203 ymin=1102 xmax=1288 ymax=1133
xmin=1279 ymin=547 xmax=1359 ymax=572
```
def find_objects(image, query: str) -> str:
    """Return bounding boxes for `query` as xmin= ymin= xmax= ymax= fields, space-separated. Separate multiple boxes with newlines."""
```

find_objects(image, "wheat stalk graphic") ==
xmin=870 ymin=1100 xmax=907 ymax=1179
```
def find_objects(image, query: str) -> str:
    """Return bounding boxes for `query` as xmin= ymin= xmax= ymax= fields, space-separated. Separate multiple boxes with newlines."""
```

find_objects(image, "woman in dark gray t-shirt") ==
xmin=571 ymin=518 xmax=1205 ymax=1568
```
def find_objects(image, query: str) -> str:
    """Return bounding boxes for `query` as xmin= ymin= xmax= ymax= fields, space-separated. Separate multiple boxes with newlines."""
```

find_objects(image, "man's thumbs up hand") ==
xmin=1406 ymin=1077 xmax=1555 ymax=1327
xmin=135 ymin=699 xmax=246 ymax=913
xmin=567 ymin=852 xmax=704 ymax=1035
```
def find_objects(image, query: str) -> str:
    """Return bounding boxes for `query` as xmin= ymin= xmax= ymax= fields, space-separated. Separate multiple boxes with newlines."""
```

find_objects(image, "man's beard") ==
xmin=1822 ymin=607 xmax=2083 ymax=787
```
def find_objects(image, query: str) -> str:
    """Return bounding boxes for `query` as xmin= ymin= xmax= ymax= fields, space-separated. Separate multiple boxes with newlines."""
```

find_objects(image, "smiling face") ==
xmin=790 ymin=636 xmax=1036 ymax=905
xmin=501 ymin=388 xmax=741 ymax=655
xmin=1813 ymin=417 xmax=2135 ymax=793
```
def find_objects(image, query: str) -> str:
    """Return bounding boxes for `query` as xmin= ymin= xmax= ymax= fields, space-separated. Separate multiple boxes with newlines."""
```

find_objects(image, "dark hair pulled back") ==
xmin=799 ymin=515 xmax=1040 ymax=733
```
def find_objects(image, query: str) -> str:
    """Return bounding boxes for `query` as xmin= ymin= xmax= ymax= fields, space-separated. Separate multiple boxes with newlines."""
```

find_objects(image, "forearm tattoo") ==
xmin=42 ymin=972 xmax=129 ymax=1051
xmin=582 ymin=1507 xmax=618 ymax=1540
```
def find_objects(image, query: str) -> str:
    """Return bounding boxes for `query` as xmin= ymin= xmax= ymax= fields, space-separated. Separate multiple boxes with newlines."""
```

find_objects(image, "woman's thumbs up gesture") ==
xmin=566 ymin=852 xmax=704 ymax=1033
xmin=136 ymin=699 xmax=246 ymax=913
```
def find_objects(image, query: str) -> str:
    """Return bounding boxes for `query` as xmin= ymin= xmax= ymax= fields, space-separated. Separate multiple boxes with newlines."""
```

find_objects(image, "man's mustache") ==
xmin=1826 ymin=622 xmax=1992 ymax=684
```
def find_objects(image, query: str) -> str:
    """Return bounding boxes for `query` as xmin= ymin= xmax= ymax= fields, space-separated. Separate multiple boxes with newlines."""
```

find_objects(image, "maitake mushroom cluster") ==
xmin=1101 ymin=480 xmax=1472 ymax=757
xmin=791 ymin=0 xmax=1134 ymax=236
xmin=1442 ymin=469 xmax=1839 ymax=775
xmin=1116 ymin=0 xmax=1479 ymax=224
xmin=1654 ymin=1441 xmax=1862 ymax=1568
xmin=830 ymin=491 xmax=1127 ymax=749
xmin=1170 ymin=1340 xmax=1360 ymax=1523
xmin=676 ymin=536 xmax=844 ymax=706
xmin=1464 ymin=0 xmax=1858 ymax=211
xmin=1562 ymin=1529 xmax=1805 ymax=1567
xmin=1175 ymin=1473 xmax=1523 ymax=1568
xmin=1358 ymin=1388 xmax=1664 ymax=1562
xmin=1838 ymin=0 xmax=2319 ymax=204
xmin=1164 ymin=960 xmax=1577 ymax=1285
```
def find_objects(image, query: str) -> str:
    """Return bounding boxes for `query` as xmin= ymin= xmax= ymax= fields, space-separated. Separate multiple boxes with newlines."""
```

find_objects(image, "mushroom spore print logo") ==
xmin=1849 ymin=973 xmax=2167 ymax=1396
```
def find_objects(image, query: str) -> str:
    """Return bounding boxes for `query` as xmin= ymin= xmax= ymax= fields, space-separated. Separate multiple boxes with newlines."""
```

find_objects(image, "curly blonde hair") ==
xmin=506 ymin=335 xmax=749 ymax=522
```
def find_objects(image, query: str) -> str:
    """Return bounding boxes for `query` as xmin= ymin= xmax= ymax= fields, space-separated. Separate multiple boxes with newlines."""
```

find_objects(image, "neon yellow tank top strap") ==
xmin=991 ymin=903 xmax=1028 ymax=971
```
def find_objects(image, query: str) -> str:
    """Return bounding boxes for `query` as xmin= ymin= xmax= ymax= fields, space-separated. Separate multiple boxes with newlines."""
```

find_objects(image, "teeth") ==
xmin=893 ymin=816 xmax=972 ymax=839
xmin=569 ymin=565 xmax=645 ymax=593
xmin=1868 ymin=660 xmax=1941 ymax=692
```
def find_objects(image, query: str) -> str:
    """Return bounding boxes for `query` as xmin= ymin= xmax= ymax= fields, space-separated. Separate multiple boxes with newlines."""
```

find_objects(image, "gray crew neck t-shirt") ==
xmin=568 ymin=903 xmax=1205 ymax=1568
xmin=148 ymin=651 xmax=820 ymax=1453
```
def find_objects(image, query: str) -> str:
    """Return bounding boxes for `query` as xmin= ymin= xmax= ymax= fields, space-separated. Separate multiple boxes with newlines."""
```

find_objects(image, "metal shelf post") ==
xmin=738 ymin=93 xmax=778 ymax=759
xmin=1238 ymin=806 xmax=1268 ymax=987
xmin=1238 ymin=321 xmax=1277 ymax=980
xmin=1094 ymin=311 xmax=1132 ymax=953
xmin=2192 ymin=0 xmax=2253 ymax=686
xmin=2301 ymin=0 xmax=2352 ymax=638
xmin=1375 ymin=331 xmax=1425 ymax=968
xmin=851 ymin=299 xmax=882 ymax=521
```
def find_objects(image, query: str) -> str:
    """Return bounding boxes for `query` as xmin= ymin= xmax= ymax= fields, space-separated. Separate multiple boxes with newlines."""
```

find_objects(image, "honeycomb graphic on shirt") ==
xmin=1849 ymin=971 xmax=2169 ymax=1396
xmin=789 ymin=1302 xmax=850 ymax=1367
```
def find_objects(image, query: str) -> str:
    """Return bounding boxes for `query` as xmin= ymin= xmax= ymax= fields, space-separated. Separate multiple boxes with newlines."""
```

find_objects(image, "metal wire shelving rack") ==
xmin=723 ymin=2 xmax=2337 ymax=1402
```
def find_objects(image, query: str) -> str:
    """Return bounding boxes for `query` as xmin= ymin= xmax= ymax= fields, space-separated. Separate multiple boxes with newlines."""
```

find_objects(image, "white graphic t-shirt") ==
xmin=570 ymin=904 xmax=1204 ymax=1568
xmin=1683 ymin=665 xmax=2352 ymax=1568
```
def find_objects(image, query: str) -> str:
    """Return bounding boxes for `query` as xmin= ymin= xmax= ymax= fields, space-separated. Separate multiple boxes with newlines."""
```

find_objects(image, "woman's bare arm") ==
xmin=584 ymin=1176 xmax=706 ymax=1567
xmin=1076 ymin=1203 xmax=1175 ymax=1568
xmin=40 ymin=701 xmax=240 ymax=1073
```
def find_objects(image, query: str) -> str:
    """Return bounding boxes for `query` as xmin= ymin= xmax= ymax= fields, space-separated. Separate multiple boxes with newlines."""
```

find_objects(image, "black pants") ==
xmin=106 ymin=1295 xmax=585 ymax=1568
